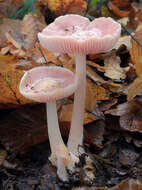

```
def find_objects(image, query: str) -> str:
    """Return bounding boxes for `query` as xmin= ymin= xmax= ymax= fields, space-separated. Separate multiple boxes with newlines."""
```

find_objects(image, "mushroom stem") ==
xmin=46 ymin=101 xmax=64 ymax=152
xmin=68 ymin=54 xmax=86 ymax=155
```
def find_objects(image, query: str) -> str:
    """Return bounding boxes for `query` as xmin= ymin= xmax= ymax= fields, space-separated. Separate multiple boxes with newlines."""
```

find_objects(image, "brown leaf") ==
xmin=130 ymin=30 xmax=142 ymax=76
xmin=127 ymin=75 xmax=142 ymax=101
xmin=59 ymin=102 xmax=97 ymax=125
xmin=47 ymin=0 xmax=87 ymax=16
xmin=120 ymin=113 xmax=142 ymax=133
xmin=110 ymin=0 xmax=131 ymax=9
xmin=0 ymin=55 xmax=33 ymax=108
xmin=87 ymin=61 xmax=105 ymax=73
xmin=108 ymin=1 xmax=132 ymax=18
xmin=110 ymin=178 xmax=142 ymax=190
xmin=86 ymin=78 xmax=109 ymax=112
xmin=105 ymin=102 xmax=131 ymax=116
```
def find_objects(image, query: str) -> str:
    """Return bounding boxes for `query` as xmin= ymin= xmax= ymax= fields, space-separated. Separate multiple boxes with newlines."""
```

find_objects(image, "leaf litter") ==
xmin=1 ymin=0 xmax=142 ymax=189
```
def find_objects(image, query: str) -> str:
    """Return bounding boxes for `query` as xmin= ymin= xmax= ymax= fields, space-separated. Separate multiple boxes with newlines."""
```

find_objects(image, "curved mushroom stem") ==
xmin=67 ymin=54 xmax=86 ymax=156
xmin=46 ymin=101 xmax=64 ymax=153
xmin=46 ymin=102 xmax=79 ymax=181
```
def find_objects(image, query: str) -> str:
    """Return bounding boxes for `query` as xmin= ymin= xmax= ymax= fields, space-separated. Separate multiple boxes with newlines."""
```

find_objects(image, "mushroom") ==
xmin=38 ymin=15 xmax=121 ymax=156
xmin=19 ymin=66 xmax=78 ymax=181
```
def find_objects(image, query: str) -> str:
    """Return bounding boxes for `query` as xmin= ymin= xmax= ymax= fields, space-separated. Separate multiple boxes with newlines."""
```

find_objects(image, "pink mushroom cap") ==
xmin=38 ymin=14 xmax=121 ymax=54
xmin=19 ymin=66 xmax=77 ymax=102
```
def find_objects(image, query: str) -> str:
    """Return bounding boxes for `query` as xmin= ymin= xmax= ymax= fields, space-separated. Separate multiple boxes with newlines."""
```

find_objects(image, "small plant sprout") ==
xmin=19 ymin=66 xmax=78 ymax=181
xmin=38 ymin=14 xmax=121 ymax=156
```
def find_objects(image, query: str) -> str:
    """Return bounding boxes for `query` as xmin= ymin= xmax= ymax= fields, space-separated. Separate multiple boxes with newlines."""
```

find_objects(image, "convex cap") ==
xmin=38 ymin=14 xmax=121 ymax=54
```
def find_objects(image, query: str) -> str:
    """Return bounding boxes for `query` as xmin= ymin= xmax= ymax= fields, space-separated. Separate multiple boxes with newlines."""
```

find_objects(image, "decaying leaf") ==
xmin=0 ymin=17 xmax=22 ymax=46
xmin=119 ymin=147 xmax=139 ymax=166
xmin=104 ymin=53 xmax=126 ymax=80
xmin=127 ymin=75 xmax=142 ymax=101
xmin=108 ymin=0 xmax=132 ymax=18
xmin=105 ymin=102 xmax=131 ymax=116
xmin=87 ymin=61 xmax=105 ymax=73
xmin=59 ymin=102 xmax=97 ymax=125
xmin=47 ymin=0 xmax=87 ymax=16
xmin=0 ymin=55 xmax=34 ymax=107
xmin=99 ymin=98 xmax=118 ymax=112
xmin=85 ymin=120 xmax=105 ymax=147
xmin=130 ymin=30 xmax=142 ymax=76
xmin=111 ymin=178 xmax=142 ymax=190
xmin=22 ymin=13 xmax=45 ymax=50
xmin=86 ymin=78 xmax=109 ymax=112
xmin=120 ymin=112 xmax=142 ymax=133
xmin=72 ymin=178 xmax=142 ymax=190
xmin=86 ymin=65 xmax=105 ymax=85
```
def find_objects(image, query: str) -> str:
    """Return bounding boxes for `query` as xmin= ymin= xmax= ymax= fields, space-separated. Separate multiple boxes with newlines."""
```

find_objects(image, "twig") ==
xmin=38 ymin=45 xmax=48 ymax=65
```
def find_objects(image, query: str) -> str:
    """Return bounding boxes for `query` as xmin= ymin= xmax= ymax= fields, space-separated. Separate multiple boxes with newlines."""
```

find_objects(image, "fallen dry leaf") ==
xmin=118 ymin=98 xmax=142 ymax=132
xmin=130 ymin=30 xmax=142 ymax=76
xmin=0 ymin=17 xmax=22 ymax=47
xmin=0 ymin=55 xmax=34 ymax=108
xmin=85 ymin=120 xmax=105 ymax=147
xmin=86 ymin=78 xmax=109 ymax=112
xmin=110 ymin=178 xmax=142 ymax=190
xmin=108 ymin=1 xmax=131 ymax=18
xmin=105 ymin=102 xmax=131 ymax=116
xmin=87 ymin=61 xmax=105 ymax=73
xmin=59 ymin=102 xmax=97 ymax=125
xmin=120 ymin=113 xmax=142 ymax=133
xmin=127 ymin=75 xmax=142 ymax=101
xmin=86 ymin=65 xmax=105 ymax=85
xmin=47 ymin=0 xmax=87 ymax=16
xmin=22 ymin=13 xmax=46 ymax=50
xmin=111 ymin=0 xmax=131 ymax=8
xmin=104 ymin=53 xmax=126 ymax=80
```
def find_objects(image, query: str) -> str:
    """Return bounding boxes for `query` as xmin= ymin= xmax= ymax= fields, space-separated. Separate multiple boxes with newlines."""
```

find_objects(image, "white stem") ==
xmin=67 ymin=54 xmax=86 ymax=155
xmin=46 ymin=102 xmax=64 ymax=153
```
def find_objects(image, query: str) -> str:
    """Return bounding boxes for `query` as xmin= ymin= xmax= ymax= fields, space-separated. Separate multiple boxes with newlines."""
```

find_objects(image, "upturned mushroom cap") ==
xmin=38 ymin=14 xmax=121 ymax=54
xmin=19 ymin=66 xmax=77 ymax=102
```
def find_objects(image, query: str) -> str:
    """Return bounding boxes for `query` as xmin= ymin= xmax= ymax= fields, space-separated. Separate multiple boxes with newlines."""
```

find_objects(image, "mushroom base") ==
xmin=49 ymin=144 xmax=79 ymax=181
